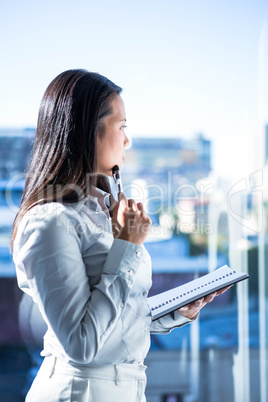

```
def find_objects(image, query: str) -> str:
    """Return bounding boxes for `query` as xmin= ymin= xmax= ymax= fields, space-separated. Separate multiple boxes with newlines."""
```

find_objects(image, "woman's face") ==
xmin=96 ymin=95 xmax=130 ymax=176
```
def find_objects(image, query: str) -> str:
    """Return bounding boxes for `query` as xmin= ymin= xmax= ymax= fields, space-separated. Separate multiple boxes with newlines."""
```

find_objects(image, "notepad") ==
xmin=148 ymin=265 xmax=249 ymax=321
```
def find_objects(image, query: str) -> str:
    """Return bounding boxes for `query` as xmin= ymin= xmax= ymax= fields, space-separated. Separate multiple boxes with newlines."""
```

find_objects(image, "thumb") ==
xmin=112 ymin=193 xmax=127 ymax=226
xmin=111 ymin=196 xmax=127 ymax=222
xmin=114 ymin=195 xmax=128 ymax=228
xmin=118 ymin=192 xmax=128 ymax=204
xmin=118 ymin=192 xmax=128 ymax=213
xmin=117 ymin=197 xmax=127 ymax=223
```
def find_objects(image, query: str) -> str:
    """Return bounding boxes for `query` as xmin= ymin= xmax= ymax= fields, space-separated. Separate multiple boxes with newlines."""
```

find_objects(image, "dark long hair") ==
xmin=11 ymin=69 xmax=122 ymax=250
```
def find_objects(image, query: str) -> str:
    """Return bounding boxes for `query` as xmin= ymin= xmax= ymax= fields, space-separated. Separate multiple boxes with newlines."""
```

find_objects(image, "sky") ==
xmin=0 ymin=0 xmax=268 ymax=178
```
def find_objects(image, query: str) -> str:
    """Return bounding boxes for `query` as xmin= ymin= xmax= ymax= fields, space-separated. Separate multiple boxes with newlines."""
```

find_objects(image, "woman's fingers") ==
xmin=118 ymin=194 xmax=138 ymax=212
xmin=118 ymin=195 xmax=147 ymax=215
xmin=128 ymin=198 xmax=138 ymax=212
xmin=203 ymin=292 xmax=216 ymax=303
xmin=215 ymin=285 xmax=232 ymax=295
xmin=112 ymin=193 xmax=151 ymax=245
xmin=137 ymin=202 xmax=145 ymax=213
xmin=177 ymin=288 xmax=231 ymax=320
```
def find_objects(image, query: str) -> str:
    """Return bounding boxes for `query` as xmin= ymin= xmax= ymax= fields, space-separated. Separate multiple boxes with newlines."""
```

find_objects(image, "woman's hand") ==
xmin=177 ymin=286 xmax=232 ymax=320
xmin=111 ymin=193 xmax=151 ymax=246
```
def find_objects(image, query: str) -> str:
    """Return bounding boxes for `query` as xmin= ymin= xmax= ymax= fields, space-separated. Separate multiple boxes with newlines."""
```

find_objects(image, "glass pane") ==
xmin=0 ymin=3 xmax=268 ymax=402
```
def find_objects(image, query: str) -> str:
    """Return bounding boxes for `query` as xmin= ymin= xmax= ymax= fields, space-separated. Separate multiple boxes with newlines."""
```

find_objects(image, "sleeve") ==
xmin=150 ymin=310 xmax=195 ymax=334
xmin=15 ymin=209 xmax=143 ymax=364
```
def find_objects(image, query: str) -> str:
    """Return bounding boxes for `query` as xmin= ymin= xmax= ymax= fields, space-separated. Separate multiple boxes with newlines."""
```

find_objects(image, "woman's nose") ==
xmin=124 ymin=133 xmax=130 ymax=148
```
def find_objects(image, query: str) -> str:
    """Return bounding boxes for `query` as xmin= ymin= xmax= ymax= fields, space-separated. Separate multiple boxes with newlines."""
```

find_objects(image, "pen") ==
xmin=112 ymin=165 xmax=123 ymax=196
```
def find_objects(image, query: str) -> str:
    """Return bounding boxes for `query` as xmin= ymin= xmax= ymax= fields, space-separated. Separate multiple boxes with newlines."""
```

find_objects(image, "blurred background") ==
xmin=0 ymin=1 xmax=268 ymax=401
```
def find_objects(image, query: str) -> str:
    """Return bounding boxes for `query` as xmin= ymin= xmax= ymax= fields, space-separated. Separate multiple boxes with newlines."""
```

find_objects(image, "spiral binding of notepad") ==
xmin=150 ymin=270 xmax=236 ymax=312
xmin=148 ymin=265 xmax=249 ymax=320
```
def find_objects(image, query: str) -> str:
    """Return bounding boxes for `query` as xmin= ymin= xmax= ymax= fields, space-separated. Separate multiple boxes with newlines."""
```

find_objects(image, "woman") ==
xmin=11 ymin=69 xmax=223 ymax=401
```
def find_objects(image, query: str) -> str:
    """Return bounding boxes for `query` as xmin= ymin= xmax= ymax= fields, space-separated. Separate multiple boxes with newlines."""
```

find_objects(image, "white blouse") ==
xmin=13 ymin=187 xmax=191 ymax=367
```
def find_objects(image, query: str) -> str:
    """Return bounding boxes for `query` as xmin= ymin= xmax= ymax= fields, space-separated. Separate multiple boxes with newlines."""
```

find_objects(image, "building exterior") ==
xmin=0 ymin=128 xmax=35 ymax=180
xmin=124 ymin=134 xmax=211 ymax=180
xmin=0 ymin=128 xmax=35 ymax=277
xmin=120 ymin=135 xmax=212 ymax=237
xmin=123 ymin=134 xmax=211 ymax=206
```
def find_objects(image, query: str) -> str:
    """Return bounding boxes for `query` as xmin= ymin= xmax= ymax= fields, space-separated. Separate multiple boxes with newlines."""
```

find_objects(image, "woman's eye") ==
xmin=120 ymin=125 xmax=127 ymax=131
